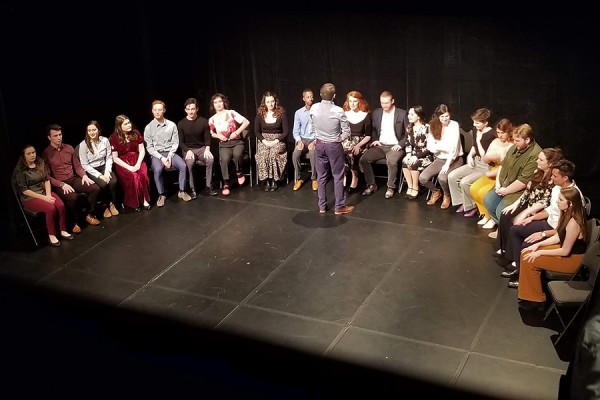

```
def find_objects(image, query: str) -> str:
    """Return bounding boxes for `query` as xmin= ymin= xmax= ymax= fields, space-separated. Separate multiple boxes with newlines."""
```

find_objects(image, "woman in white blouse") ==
xmin=208 ymin=93 xmax=251 ymax=196
xmin=79 ymin=120 xmax=120 ymax=218
xmin=418 ymin=104 xmax=463 ymax=209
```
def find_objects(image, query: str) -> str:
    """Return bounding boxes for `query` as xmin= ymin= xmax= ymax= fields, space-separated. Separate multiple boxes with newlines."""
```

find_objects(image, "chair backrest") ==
xmin=584 ymin=196 xmax=592 ymax=217
xmin=74 ymin=143 xmax=81 ymax=162
xmin=587 ymin=218 xmax=600 ymax=248
xmin=583 ymin=241 xmax=600 ymax=287
xmin=459 ymin=128 xmax=473 ymax=163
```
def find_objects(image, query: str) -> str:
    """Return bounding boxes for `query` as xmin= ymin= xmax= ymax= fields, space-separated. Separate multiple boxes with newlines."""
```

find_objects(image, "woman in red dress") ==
xmin=109 ymin=114 xmax=151 ymax=211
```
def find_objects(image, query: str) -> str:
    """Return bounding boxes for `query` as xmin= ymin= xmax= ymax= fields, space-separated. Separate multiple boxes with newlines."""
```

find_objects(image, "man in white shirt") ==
xmin=359 ymin=91 xmax=408 ymax=199
xmin=504 ymin=159 xmax=584 ymax=288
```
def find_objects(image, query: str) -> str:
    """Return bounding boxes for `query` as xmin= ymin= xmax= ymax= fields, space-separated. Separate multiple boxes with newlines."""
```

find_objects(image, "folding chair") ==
xmin=12 ymin=181 xmax=44 ymax=247
xmin=544 ymin=241 xmax=600 ymax=345
xmin=373 ymin=158 xmax=405 ymax=193
xmin=545 ymin=218 xmax=600 ymax=281
xmin=584 ymin=196 xmax=592 ymax=217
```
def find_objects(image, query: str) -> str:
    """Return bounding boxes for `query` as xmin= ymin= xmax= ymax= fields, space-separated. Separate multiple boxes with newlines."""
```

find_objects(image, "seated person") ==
xmin=505 ymin=159 xmax=584 ymax=288
xmin=482 ymin=123 xmax=542 ymax=237
xmin=360 ymin=90 xmax=408 ymax=199
xmin=470 ymin=119 xmax=514 ymax=228
xmin=418 ymin=104 xmax=464 ymax=209
xmin=144 ymin=100 xmax=191 ymax=206
xmin=517 ymin=187 xmax=589 ymax=312
xmin=177 ymin=98 xmax=218 ymax=198
xmin=254 ymin=91 xmax=289 ymax=191
xmin=291 ymin=88 xmax=317 ymax=191
xmin=13 ymin=144 xmax=73 ymax=247
xmin=42 ymin=123 xmax=101 ymax=233
xmin=401 ymin=105 xmax=433 ymax=200
xmin=342 ymin=90 xmax=372 ymax=191
xmin=110 ymin=115 xmax=151 ymax=211
xmin=78 ymin=120 xmax=120 ymax=218
xmin=495 ymin=147 xmax=563 ymax=286
xmin=208 ymin=93 xmax=251 ymax=196
xmin=448 ymin=108 xmax=495 ymax=216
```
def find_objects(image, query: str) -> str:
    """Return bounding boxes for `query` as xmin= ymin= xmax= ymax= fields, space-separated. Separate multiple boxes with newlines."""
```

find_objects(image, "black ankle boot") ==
xmin=270 ymin=180 xmax=278 ymax=191
xmin=263 ymin=179 xmax=271 ymax=192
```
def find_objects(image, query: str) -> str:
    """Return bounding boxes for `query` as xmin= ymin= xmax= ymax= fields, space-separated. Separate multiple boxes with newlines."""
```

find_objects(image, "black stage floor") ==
xmin=2 ymin=177 xmax=588 ymax=399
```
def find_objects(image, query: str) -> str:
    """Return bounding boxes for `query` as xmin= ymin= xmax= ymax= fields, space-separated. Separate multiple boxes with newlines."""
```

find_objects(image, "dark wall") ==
xmin=2 ymin=3 xmax=599 ymax=248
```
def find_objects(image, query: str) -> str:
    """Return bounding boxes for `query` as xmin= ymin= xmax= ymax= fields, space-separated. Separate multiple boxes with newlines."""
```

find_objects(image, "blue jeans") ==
xmin=151 ymin=152 xmax=187 ymax=195
xmin=483 ymin=189 xmax=510 ymax=224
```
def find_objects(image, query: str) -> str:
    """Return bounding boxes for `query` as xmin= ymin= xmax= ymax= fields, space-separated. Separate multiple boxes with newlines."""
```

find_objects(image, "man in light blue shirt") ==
xmin=292 ymin=88 xmax=317 ymax=191
xmin=144 ymin=100 xmax=191 ymax=207
xmin=310 ymin=83 xmax=353 ymax=215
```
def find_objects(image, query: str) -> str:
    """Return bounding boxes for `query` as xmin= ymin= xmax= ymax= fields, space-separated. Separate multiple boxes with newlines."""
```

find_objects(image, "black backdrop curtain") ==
xmin=1 ymin=2 xmax=599 ymax=249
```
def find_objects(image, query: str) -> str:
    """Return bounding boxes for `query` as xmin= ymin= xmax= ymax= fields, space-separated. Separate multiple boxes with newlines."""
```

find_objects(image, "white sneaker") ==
xmin=482 ymin=219 xmax=496 ymax=229
xmin=496 ymin=249 xmax=502 ymax=255
xmin=178 ymin=191 xmax=191 ymax=202
xmin=478 ymin=216 xmax=490 ymax=226
xmin=488 ymin=229 xmax=498 ymax=239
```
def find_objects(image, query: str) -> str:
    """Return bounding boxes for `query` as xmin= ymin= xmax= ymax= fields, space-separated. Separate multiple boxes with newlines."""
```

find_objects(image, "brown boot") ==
xmin=427 ymin=190 xmax=442 ymax=205
xmin=440 ymin=194 xmax=452 ymax=209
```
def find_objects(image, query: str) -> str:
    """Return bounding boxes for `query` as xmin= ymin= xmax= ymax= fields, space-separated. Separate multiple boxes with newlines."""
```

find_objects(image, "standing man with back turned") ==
xmin=310 ymin=83 xmax=354 ymax=215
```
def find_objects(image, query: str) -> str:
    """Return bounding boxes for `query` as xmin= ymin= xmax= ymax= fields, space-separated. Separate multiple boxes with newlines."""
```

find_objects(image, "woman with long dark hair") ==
xmin=109 ymin=115 xmax=151 ymax=211
xmin=418 ymin=104 xmax=464 ymax=209
xmin=517 ymin=187 xmax=589 ymax=311
xmin=79 ymin=120 xmax=120 ymax=218
xmin=12 ymin=144 xmax=73 ymax=246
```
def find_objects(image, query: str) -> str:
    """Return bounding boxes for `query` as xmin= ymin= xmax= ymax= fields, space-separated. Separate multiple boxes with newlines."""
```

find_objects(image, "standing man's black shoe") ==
xmin=189 ymin=189 xmax=197 ymax=200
